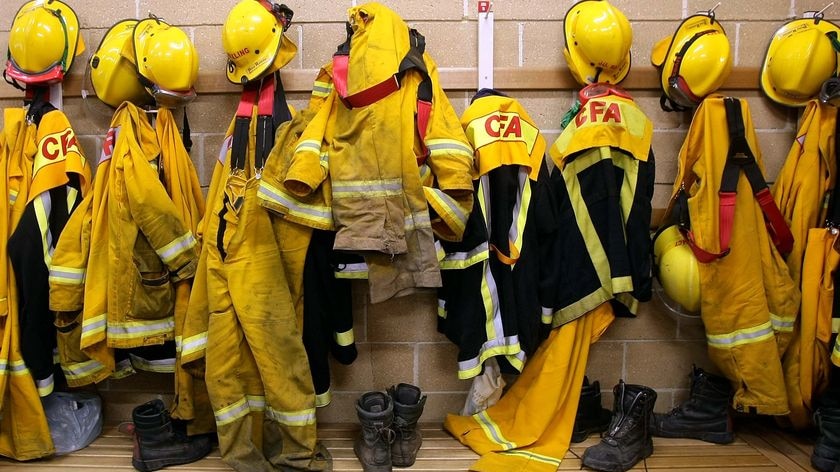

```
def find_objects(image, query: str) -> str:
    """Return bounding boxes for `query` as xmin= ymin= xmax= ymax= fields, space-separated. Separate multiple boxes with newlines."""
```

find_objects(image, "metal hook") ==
xmin=147 ymin=12 xmax=164 ymax=23
xmin=486 ymin=1 xmax=494 ymax=18
xmin=707 ymin=2 xmax=721 ymax=14
xmin=813 ymin=2 xmax=834 ymax=23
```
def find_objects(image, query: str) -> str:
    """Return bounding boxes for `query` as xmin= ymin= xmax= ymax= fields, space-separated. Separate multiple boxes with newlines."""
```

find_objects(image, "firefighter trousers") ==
xmin=204 ymin=176 xmax=325 ymax=471
xmin=444 ymin=302 xmax=615 ymax=472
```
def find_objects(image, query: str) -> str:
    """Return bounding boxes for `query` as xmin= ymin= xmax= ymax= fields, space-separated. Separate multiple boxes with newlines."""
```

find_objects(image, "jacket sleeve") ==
xmin=49 ymin=192 xmax=93 ymax=312
xmin=123 ymin=148 xmax=198 ymax=282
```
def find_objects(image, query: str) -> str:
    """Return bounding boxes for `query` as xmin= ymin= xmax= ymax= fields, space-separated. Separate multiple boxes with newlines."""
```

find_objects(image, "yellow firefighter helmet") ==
xmin=653 ymin=225 xmax=701 ymax=314
xmin=761 ymin=17 xmax=840 ymax=107
xmin=222 ymin=0 xmax=296 ymax=84
xmin=89 ymin=19 xmax=151 ymax=108
xmin=132 ymin=17 xmax=200 ymax=107
xmin=5 ymin=0 xmax=86 ymax=85
xmin=651 ymin=13 xmax=732 ymax=108
xmin=563 ymin=0 xmax=633 ymax=86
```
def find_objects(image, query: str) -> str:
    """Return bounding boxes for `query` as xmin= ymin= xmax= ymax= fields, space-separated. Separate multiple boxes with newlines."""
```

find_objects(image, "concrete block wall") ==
xmin=0 ymin=0 xmax=828 ymax=423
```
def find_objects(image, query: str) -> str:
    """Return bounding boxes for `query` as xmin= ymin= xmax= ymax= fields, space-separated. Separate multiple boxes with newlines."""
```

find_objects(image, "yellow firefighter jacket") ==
xmin=281 ymin=3 xmax=475 ymax=303
xmin=672 ymin=96 xmax=800 ymax=415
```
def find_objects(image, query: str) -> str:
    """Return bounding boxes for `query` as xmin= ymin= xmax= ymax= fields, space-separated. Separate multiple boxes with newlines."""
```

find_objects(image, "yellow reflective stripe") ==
xmin=439 ymin=242 xmax=490 ymax=270
xmin=9 ymin=188 xmax=18 ymax=205
xmin=334 ymin=262 xmax=369 ymax=279
xmin=266 ymin=406 xmax=316 ymax=427
xmin=179 ymin=332 xmax=208 ymax=358
xmin=62 ymin=359 xmax=107 ymax=380
xmin=332 ymin=179 xmax=403 ymax=199
xmin=505 ymin=351 xmax=526 ymax=372
xmin=405 ymin=211 xmax=432 ymax=231
xmin=474 ymin=410 xmax=516 ymax=450
xmin=706 ymin=321 xmax=775 ymax=348
xmin=438 ymin=298 xmax=447 ymax=319
xmin=33 ymin=193 xmax=53 ymax=266
xmin=425 ymin=138 xmax=474 ymax=158
xmin=770 ymin=313 xmax=796 ymax=333
xmin=612 ymin=153 xmax=640 ymax=226
xmin=315 ymin=391 xmax=332 ymax=408
xmin=457 ymin=337 xmax=522 ymax=379
xmin=36 ymin=374 xmax=55 ymax=396
xmin=66 ymin=186 xmax=78 ymax=211
xmin=49 ymin=265 xmax=86 ymax=285
xmin=111 ymin=358 xmax=136 ymax=379
xmin=107 ymin=317 xmax=175 ymax=340
xmin=156 ymin=232 xmax=197 ymax=265
xmin=541 ymin=307 xmax=553 ymax=325
xmin=334 ymin=329 xmax=354 ymax=347
xmin=312 ymin=82 xmax=332 ymax=98
xmin=833 ymin=340 xmax=840 ymax=366
xmin=0 ymin=358 xmax=30 ymax=377
xmin=258 ymin=180 xmax=334 ymax=228
xmin=319 ymin=151 xmax=329 ymax=171
xmin=506 ymin=170 xmax=531 ymax=268
xmin=294 ymin=139 xmax=321 ymax=155
xmin=215 ymin=395 xmax=266 ymax=427
xmin=426 ymin=187 xmax=468 ymax=233
xmin=81 ymin=314 xmax=107 ymax=342
xmin=833 ymin=318 xmax=840 ymax=334
xmin=129 ymin=354 xmax=175 ymax=373
xmin=477 ymin=182 xmax=498 ymax=343
xmin=501 ymin=450 xmax=562 ymax=466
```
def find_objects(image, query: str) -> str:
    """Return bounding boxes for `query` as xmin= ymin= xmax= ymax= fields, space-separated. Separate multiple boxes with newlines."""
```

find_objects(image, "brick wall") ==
xmin=0 ymin=0 xmax=827 ymax=423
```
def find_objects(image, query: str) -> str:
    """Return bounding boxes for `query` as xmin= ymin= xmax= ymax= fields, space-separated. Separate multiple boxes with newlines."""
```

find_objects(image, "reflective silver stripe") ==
xmin=215 ymin=395 xmax=266 ymax=427
xmin=0 ymin=359 xmax=30 ymax=376
xmin=334 ymin=329 xmax=354 ymax=347
xmin=266 ymin=406 xmax=316 ymax=426
xmin=179 ymin=332 xmax=208 ymax=357
xmin=437 ymin=298 xmax=446 ymax=319
xmin=111 ymin=358 xmax=136 ymax=379
xmin=9 ymin=189 xmax=18 ymax=205
xmin=218 ymin=135 xmax=233 ymax=164
xmin=81 ymin=314 xmax=107 ymax=341
xmin=129 ymin=354 xmax=176 ymax=373
xmin=425 ymin=139 xmax=474 ymax=157
xmin=108 ymin=317 xmax=175 ymax=340
xmin=439 ymin=242 xmax=490 ymax=270
xmin=541 ymin=306 xmax=554 ymax=324
xmin=332 ymin=179 xmax=402 ymax=198
xmin=405 ymin=212 xmax=432 ymax=231
xmin=501 ymin=450 xmax=561 ymax=466
xmin=457 ymin=335 xmax=521 ymax=379
xmin=294 ymin=139 xmax=321 ymax=154
xmin=475 ymin=410 xmax=516 ymax=449
xmin=706 ymin=321 xmax=774 ymax=347
xmin=36 ymin=374 xmax=55 ymax=396
xmin=334 ymin=262 xmax=369 ymax=279
xmin=258 ymin=181 xmax=334 ymax=224
xmin=315 ymin=391 xmax=331 ymax=408
xmin=426 ymin=188 xmax=468 ymax=228
xmin=49 ymin=266 xmax=86 ymax=284
xmin=156 ymin=232 xmax=197 ymax=265
xmin=34 ymin=192 xmax=54 ymax=266
xmin=770 ymin=313 xmax=795 ymax=332
xmin=62 ymin=359 xmax=107 ymax=380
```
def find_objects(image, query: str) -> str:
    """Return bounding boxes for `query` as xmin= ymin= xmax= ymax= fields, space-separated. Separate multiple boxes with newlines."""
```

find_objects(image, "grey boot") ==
xmin=582 ymin=380 xmax=657 ymax=472
xmin=354 ymin=392 xmax=395 ymax=472
xmin=131 ymin=399 xmax=212 ymax=472
xmin=651 ymin=366 xmax=734 ymax=444
xmin=813 ymin=405 xmax=840 ymax=472
xmin=387 ymin=383 xmax=426 ymax=467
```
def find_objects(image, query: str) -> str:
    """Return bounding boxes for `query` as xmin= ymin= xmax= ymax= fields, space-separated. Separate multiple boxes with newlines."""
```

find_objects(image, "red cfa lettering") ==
xmin=41 ymin=129 xmax=79 ymax=161
xmin=484 ymin=113 xmax=523 ymax=138
xmin=575 ymin=101 xmax=623 ymax=127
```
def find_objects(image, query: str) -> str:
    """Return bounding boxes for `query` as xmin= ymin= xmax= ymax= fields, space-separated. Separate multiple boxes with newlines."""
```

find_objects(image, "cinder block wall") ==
xmin=0 ymin=0 xmax=825 ymax=423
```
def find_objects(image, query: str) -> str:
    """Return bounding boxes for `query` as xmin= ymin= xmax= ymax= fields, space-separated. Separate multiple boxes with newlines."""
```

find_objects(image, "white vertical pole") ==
xmin=477 ymin=1 xmax=494 ymax=90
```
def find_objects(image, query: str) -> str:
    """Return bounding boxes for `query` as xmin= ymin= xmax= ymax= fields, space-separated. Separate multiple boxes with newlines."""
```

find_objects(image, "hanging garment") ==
xmin=0 ymin=104 xmax=53 ymax=460
xmin=437 ymin=89 xmax=552 ymax=380
xmin=445 ymin=303 xmax=615 ymax=472
xmin=772 ymin=100 xmax=838 ymax=428
xmin=8 ymin=100 xmax=91 ymax=398
xmin=669 ymin=96 xmax=799 ymax=415
xmin=281 ymin=3 xmax=475 ymax=303
xmin=189 ymin=73 xmax=326 ymax=471
xmin=543 ymin=85 xmax=655 ymax=326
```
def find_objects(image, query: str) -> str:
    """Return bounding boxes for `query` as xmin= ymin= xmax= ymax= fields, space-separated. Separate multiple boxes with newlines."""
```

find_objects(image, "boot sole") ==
xmin=654 ymin=428 xmax=734 ymax=445
xmin=133 ymin=457 xmax=209 ymax=472
xmin=392 ymin=454 xmax=417 ymax=468
xmin=811 ymin=454 xmax=839 ymax=472
xmin=352 ymin=444 xmax=392 ymax=472
xmin=581 ymin=442 xmax=653 ymax=472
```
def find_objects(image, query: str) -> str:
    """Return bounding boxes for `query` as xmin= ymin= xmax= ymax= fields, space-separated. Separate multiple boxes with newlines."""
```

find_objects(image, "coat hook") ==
xmin=478 ymin=1 xmax=493 ymax=18
xmin=816 ymin=2 xmax=835 ymax=19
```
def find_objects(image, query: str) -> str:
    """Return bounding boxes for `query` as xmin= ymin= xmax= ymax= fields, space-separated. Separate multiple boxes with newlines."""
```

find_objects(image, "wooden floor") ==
xmin=0 ymin=419 xmax=823 ymax=471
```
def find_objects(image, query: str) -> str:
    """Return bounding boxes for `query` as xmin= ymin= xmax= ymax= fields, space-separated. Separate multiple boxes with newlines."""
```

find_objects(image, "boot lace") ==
xmin=593 ymin=390 xmax=651 ymax=472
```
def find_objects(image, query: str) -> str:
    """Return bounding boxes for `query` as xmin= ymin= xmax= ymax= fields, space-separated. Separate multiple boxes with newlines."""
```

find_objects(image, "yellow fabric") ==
xmin=673 ymin=96 xmax=799 ymax=415
xmin=772 ymin=100 xmax=837 ymax=429
xmin=0 ymin=107 xmax=53 ymax=460
xmin=444 ymin=303 xmax=614 ymax=472
xmin=192 ymin=103 xmax=324 ymax=469
xmin=284 ymin=3 xmax=474 ymax=303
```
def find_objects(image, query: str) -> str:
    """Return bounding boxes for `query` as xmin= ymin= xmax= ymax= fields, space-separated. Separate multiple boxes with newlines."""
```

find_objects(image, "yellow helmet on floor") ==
xmin=761 ymin=17 xmax=840 ymax=107
xmin=5 ymin=0 xmax=86 ymax=85
xmin=222 ymin=0 xmax=296 ymax=84
xmin=653 ymin=226 xmax=700 ymax=314
xmin=89 ymin=19 xmax=151 ymax=108
xmin=651 ymin=13 xmax=732 ymax=109
xmin=132 ymin=17 xmax=200 ymax=107
xmin=563 ymin=0 xmax=632 ymax=86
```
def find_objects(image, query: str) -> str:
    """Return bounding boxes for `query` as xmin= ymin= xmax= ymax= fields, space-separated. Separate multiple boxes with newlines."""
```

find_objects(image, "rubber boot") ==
xmin=131 ymin=399 xmax=212 ymax=472
xmin=813 ymin=406 xmax=840 ymax=472
xmin=572 ymin=376 xmax=612 ymax=443
xmin=651 ymin=366 xmax=734 ymax=444
xmin=582 ymin=380 xmax=657 ymax=472
xmin=354 ymin=392 xmax=395 ymax=472
xmin=387 ymin=383 xmax=426 ymax=467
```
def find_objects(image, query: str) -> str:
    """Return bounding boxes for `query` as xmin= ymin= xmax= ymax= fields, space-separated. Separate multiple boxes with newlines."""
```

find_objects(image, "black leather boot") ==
xmin=354 ymin=392 xmax=395 ymax=472
xmin=651 ymin=366 xmax=734 ymax=444
xmin=388 ymin=383 xmax=426 ymax=467
xmin=813 ymin=405 xmax=840 ymax=472
xmin=131 ymin=399 xmax=212 ymax=472
xmin=582 ymin=380 xmax=657 ymax=472
xmin=572 ymin=377 xmax=612 ymax=443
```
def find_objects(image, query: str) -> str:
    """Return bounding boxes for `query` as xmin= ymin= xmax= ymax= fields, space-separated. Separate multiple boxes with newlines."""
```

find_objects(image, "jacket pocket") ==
xmin=129 ymin=236 xmax=175 ymax=320
xmin=55 ymin=311 xmax=88 ymax=365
